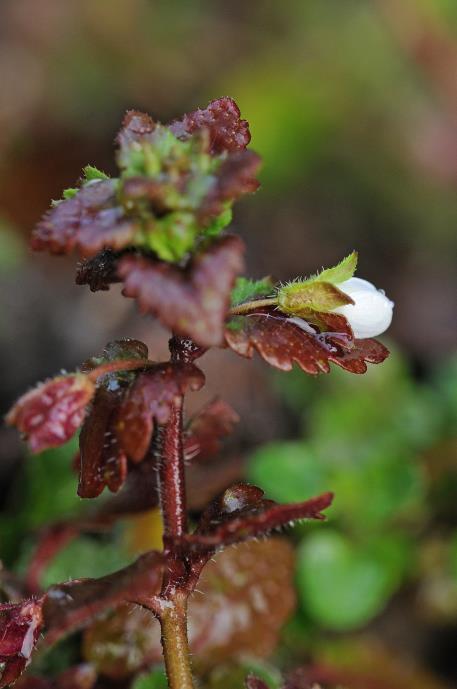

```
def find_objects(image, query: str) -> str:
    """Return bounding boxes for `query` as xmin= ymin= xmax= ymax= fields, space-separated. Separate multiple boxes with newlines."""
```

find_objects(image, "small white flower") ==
xmin=333 ymin=277 xmax=394 ymax=339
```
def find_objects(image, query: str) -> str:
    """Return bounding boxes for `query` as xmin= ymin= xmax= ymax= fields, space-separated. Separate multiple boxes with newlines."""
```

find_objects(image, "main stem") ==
xmin=159 ymin=397 xmax=187 ymax=537
xmin=158 ymin=394 xmax=195 ymax=689
xmin=160 ymin=594 xmax=194 ymax=689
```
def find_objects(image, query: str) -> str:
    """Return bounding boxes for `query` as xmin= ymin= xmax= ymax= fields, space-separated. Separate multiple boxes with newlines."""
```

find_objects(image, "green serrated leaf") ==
xmin=122 ymin=145 xmax=150 ymax=177
xmin=146 ymin=212 xmax=197 ymax=262
xmin=83 ymin=164 xmax=110 ymax=182
xmin=231 ymin=276 xmax=274 ymax=307
xmin=203 ymin=205 xmax=233 ymax=237
xmin=62 ymin=188 xmax=78 ymax=200
xmin=316 ymin=251 xmax=358 ymax=285
xmin=152 ymin=125 xmax=183 ymax=160
xmin=131 ymin=669 xmax=168 ymax=689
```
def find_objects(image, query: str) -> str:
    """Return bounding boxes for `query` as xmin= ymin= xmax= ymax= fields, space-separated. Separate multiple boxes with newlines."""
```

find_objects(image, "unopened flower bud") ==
xmin=333 ymin=277 xmax=394 ymax=338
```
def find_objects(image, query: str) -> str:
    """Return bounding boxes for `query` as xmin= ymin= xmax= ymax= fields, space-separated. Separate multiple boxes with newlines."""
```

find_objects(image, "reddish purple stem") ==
xmin=159 ymin=396 xmax=187 ymax=539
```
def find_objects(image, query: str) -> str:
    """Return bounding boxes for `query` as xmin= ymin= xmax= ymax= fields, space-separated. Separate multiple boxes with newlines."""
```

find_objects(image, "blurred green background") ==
xmin=0 ymin=1 xmax=456 ymax=687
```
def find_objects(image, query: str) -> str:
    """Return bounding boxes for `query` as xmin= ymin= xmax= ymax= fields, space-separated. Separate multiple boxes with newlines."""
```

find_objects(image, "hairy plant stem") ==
xmin=229 ymin=296 xmax=278 ymax=315
xmin=158 ymin=393 xmax=195 ymax=689
xmin=160 ymin=595 xmax=194 ymax=689
xmin=159 ymin=397 xmax=187 ymax=538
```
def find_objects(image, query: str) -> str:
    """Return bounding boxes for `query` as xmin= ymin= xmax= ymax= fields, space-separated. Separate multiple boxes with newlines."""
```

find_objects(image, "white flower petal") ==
xmin=338 ymin=277 xmax=377 ymax=292
xmin=334 ymin=278 xmax=394 ymax=338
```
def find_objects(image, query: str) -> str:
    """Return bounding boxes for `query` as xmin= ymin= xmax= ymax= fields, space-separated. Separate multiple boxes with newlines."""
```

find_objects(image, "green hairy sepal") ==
xmin=277 ymin=252 xmax=357 ymax=316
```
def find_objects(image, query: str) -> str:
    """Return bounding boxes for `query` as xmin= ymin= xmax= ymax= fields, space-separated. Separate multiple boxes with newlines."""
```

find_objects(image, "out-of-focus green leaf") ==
xmin=131 ymin=667 xmax=168 ymax=689
xmin=296 ymin=530 xmax=408 ymax=630
xmin=449 ymin=533 xmax=457 ymax=582
xmin=248 ymin=438 xmax=424 ymax=531
xmin=248 ymin=442 xmax=328 ymax=505
xmin=433 ymin=355 xmax=457 ymax=432
xmin=0 ymin=220 xmax=25 ymax=273
xmin=21 ymin=437 xmax=83 ymax=529
xmin=1 ymin=438 xmax=85 ymax=565
xmin=309 ymin=353 xmax=442 ymax=455
xmin=206 ymin=659 xmax=282 ymax=689
xmin=224 ymin=66 xmax=338 ymax=188
xmin=39 ymin=536 xmax=132 ymax=589
xmin=326 ymin=438 xmax=425 ymax=529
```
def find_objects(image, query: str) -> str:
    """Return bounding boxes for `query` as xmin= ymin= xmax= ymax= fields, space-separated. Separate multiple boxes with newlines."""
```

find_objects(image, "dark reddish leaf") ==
xmin=116 ymin=110 xmax=156 ymax=151
xmin=84 ymin=539 xmax=294 ymax=678
xmin=75 ymin=250 xmax=122 ymax=292
xmin=329 ymin=337 xmax=391 ymax=374
xmin=15 ymin=678 xmax=51 ymax=689
xmin=31 ymin=181 xmax=137 ymax=258
xmin=78 ymin=385 xmax=128 ymax=498
xmin=245 ymin=677 xmax=270 ymax=689
xmin=43 ymin=551 xmax=164 ymax=647
xmin=91 ymin=444 xmax=238 ymax=523
xmin=119 ymin=234 xmax=245 ymax=347
xmin=82 ymin=603 xmax=162 ymax=678
xmin=55 ymin=664 xmax=97 ymax=689
xmin=120 ymin=176 xmax=171 ymax=215
xmin=190 ymin=538 xmax=296 ymax=671
xmin=26 ymin=524 xmax=78 ymax=593
xmin=225 ymin=307 xmax=389 ymax=375
xmin=0 ymin=600 xmax=43 ymax=688
xmin=170 ymin=97 xmax=251 ymax=154
xmin=6 ymin=375 xmax=95 ymax=453
xmin=15 ymin=664 xmax=97 ymax=689
xmin=184 ymin=398 xmax=239 ymax=462
xmin=116 ymin=362 xmax=205 ymax=462
xmin=64 ymin=339 xmax=152 ymax=496
xmin=200 ymin=150 xmax=261 ymax=221
xmin=96 ymin=451 xmax=160 ymax=519
xmin=173 ymin=483 xmax=333 ymax=552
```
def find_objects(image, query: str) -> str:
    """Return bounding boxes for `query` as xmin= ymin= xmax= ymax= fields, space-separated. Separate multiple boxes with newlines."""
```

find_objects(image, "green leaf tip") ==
xmin=83 ymin=165 xmax=110 ymax=182
xmin=62 ymin=188 xmax=78 ymax=200
xmin=144 ymin=211 xmax=198 ymax=262
xmin=317 ymin=250 xmax=358 ymax=285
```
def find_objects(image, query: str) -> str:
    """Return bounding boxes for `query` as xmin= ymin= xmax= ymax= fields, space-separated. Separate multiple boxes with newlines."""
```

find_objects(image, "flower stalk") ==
xmin=229 ymin=297 xmax=279 ymax=315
